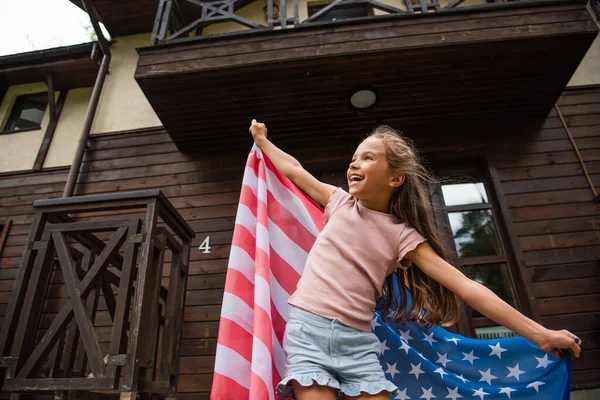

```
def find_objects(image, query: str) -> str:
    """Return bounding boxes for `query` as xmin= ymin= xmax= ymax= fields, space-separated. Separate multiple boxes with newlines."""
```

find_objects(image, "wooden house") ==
xmin=0 ymin=0 xmax=599 ymax=398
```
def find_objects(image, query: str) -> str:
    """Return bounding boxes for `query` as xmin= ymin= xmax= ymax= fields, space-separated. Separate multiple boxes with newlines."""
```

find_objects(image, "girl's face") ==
xmin=347 ymin=137 xmax=402 ymax=201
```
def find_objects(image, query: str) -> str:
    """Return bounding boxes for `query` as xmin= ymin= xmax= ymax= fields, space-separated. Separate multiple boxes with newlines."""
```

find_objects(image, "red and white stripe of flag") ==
xmin=211 ymin=147 xmax=324 ymax=400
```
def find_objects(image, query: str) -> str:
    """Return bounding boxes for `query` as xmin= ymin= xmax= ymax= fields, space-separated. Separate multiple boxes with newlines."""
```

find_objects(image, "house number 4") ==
xmin=199 ymin=236 xmax=211 ymax=254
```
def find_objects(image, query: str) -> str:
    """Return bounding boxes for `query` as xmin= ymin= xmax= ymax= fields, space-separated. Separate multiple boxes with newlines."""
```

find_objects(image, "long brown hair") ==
xmin=369 ymin=125 xmax=460 ymax=328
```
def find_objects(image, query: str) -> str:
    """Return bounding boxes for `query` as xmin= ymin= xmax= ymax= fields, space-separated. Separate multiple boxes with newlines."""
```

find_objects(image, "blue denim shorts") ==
xmin=276 ymin=308 xmax=398 ymax=399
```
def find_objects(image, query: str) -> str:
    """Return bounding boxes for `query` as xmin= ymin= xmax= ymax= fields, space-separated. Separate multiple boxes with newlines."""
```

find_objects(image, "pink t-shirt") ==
xmin=288 ymin=188 xmax=427 ymax=331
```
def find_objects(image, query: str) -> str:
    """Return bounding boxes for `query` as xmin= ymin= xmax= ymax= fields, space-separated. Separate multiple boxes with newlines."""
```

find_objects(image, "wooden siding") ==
xmin=0 ymin=87 xmax=599 ymax=397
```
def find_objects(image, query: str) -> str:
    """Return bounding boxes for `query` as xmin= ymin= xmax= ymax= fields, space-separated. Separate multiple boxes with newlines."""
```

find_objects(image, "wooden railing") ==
xmin=151 ymin=0 xmax=554 ymax=44
xmin=0 ymin=190 xmax=194 ymax=400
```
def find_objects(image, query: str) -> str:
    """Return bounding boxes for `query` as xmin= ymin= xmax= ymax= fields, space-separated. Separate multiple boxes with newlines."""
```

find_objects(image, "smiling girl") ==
xmin=248 ymin=120 xmax=582 ymax=400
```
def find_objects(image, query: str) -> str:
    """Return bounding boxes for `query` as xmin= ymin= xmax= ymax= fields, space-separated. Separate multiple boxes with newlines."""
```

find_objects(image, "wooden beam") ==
xmin=33 ymin=91 xmax=67 ymax=171
xmin=3 ymin=378 xmax=115 ymax=391
xmin=47 ymin=72 xmax=56 ymax=122
xmin=0 ymin=218 xmax=11 ymax=258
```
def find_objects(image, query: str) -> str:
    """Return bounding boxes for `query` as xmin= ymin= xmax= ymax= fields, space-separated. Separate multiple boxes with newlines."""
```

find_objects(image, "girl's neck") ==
xmin=357 ymin=197 xmax=390 ymax=213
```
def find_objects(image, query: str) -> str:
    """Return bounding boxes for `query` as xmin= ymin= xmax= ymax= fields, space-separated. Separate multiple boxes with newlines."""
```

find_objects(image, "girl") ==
xmin=248 ymin=120 xmax=582 ymax=400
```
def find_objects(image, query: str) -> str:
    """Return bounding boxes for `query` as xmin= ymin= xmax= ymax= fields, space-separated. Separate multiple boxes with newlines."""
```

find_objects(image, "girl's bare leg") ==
xmin=293 ymin=381 xmax=338 ymax=400
xmin=341 ymin=391 xmax=392 ymax=400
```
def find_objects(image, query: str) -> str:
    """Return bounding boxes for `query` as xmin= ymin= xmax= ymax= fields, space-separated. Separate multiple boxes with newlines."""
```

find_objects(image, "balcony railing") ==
xmin=150 ymin=0 xmax=554 ymax=44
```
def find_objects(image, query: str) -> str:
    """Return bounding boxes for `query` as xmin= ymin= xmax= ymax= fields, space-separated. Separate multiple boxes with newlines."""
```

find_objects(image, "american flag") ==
xmin=210 ymin=147 xmax=572 ymax=400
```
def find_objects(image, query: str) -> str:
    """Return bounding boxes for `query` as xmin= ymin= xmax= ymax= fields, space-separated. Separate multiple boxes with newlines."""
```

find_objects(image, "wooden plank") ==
xmin=82 ymin=151 xmax=194 ymax=172
xmin=527 ymin=261 xmax=600 ymax=282
xmin=510 ymin=202 xmax=599 ymax=222
xmin=571 ymin=349 xmax=600 ymax=371
xmin=2 ymin=378 xmax=115 ymax=391
xmin=493 ymin=149 xmax=599 ymax=168
xmin=184 ymin=274 xmax=226 ymax=291
xmin=177 ymin=373 xmax=212 ymax=393
xmin=182 ymin=321 xmax=220 ymax=339
xmin=514 ymin=216 xmax=600 ymax=237
xmin=532 ymin=277 xmax=600 ymax=299
xmin=505 ymin=188 xmax=592 ymax=207
xmin=519 ymin=231 xmax=600 ymax=251
xmin=83 ymin=141 xmax=179 ymax=162
xmin=179 ymin=356 xmax=215 ymax=374
xmin=184 ymin=290 xmax=224 ymax=306
xmin=571 ymin=368 xmax=600 ymax=388
xmin=183 ymin=305 xmax=221 ymax=322
xmin=523 ymin=245 xmax=600 ymax=267
xmin=76 ymin=171 xmax=243 ymax=197
xmin=86 ymin=130 xmax=171 ymax=151
xmin=0 ymin=171 xmax=68 ymax=190
xmin=498 ymin=162 xmax=600 ymax=181
xmin=538 ymin=294 xmax=600 ymax=315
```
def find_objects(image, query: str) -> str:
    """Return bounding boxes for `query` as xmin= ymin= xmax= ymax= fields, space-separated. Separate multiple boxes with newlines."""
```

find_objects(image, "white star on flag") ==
xmin=371 ymin=317 xmax=381 ymax=330
xmin=472 ymin=388 xmax=489 ymax=400
xmin=423 ymin=332 xmax=437 ymax=346
xmin=400 ymin=329 xmax=414 ymax=342
xmin=462 ymin=350 xmax=479 ymax=364
xmin=445 ymin=387 xmax=462 ymax=400
xmin=527 ymin=381 xmax=545 ymax=393
xmin=409 ymin=363 xmax=425 ymax=380
xmin=455 ymin=374 xmax=467 ymax=384
xmin=479 ymin=368 xmax=497 ymax=385
xmin=399 ymin=340 xmax=410 ymax=354
xmin=446 ymin=337 xmax=461 ymax=345
xmin=535 ymin=354 xmax=554 ymax=369
xmin=395 ymin=388 xmax=411 ymax=400
xmin=420 ymin=387 xmax=436 ymax=400
xmin=488 ymin=342 xmax=508 ymax=359
xmin=380 ymin=340 xmax=390 ymax=355
xmin=417 ymin=352 xmax=427 ymax=360
xmin=436 ymin=352 xmax=452 ymax=368
xmin=506 ymin=364 xmax=525 ymax=381
xmin=386 ymin=362 xmax=400 ymax=378
xmin=434 ymin=368 xmax=448 ymax=379
xmin=499 ymin=387 xmax=517 ymax=399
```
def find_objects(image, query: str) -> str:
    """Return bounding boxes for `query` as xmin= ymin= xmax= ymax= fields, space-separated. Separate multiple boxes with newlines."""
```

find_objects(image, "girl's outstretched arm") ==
xmin=406 ymin=242 xmax=583 ymax=359
xmin=249 ymin=119 xmax=335 ymax=206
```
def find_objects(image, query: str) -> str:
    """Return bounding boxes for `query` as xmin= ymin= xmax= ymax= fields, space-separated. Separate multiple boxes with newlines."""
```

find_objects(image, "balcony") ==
xmin=134 ymin=0 xmax=598 ymax=154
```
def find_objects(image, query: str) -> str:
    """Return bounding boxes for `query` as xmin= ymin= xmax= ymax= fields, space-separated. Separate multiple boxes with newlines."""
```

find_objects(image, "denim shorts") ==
xmin=276 ymin=307 xmax=398 ymax=399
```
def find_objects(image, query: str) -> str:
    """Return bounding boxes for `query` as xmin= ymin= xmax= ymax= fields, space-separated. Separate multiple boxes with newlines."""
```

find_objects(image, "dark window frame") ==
xmin=2 ymin=92 xmax=49 ymax=134
xmin=429 ymin=159 xmax=533 ymax=338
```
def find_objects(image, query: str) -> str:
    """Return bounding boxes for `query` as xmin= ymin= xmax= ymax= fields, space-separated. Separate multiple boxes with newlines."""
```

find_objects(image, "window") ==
xmin=3 ymin=93 xmax=48 ymax=132
xmin=433 ymin=172 xmax=520 ymax=339
xmin=307 ymin=1 xmax=372 ymax=22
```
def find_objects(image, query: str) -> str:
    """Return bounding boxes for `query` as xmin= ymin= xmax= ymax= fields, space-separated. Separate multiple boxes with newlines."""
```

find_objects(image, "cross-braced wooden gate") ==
xmin=0 ymin=190 xmax=194 ymax=400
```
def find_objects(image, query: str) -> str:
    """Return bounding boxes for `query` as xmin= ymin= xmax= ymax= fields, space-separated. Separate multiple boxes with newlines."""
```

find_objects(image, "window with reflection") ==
xmin=435 ymin=178 xmax=519 ymax=339
xmin=3 ymin=93 xmax=48 ymax=132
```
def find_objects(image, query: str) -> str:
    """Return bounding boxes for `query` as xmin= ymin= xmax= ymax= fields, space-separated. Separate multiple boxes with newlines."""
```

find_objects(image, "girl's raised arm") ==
xmin=250 ymin=119 xmax=336 ymax=207
xmin=406 ymin=241 xmax=582 ymax=359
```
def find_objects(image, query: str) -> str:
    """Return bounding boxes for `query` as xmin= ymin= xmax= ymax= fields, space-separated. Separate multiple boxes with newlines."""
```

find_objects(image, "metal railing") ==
xmin=151 ymin=0 xmax=542 ymax=44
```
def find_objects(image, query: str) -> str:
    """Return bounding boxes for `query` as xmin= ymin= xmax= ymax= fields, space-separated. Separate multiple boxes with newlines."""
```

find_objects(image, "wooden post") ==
xmin=122 ymin=201 xmax=159 ymax=392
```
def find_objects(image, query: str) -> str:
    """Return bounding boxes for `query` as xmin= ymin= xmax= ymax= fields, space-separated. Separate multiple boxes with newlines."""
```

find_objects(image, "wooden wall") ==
xmin=0 ymin=86 xmax=598 ymax=398
xmin=495 ymin=86 xmax=600 ymax=387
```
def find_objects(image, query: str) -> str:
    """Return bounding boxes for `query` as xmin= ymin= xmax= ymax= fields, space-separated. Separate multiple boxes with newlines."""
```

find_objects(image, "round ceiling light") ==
xmin=349 ymin=88 xmax=377 ymax=109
